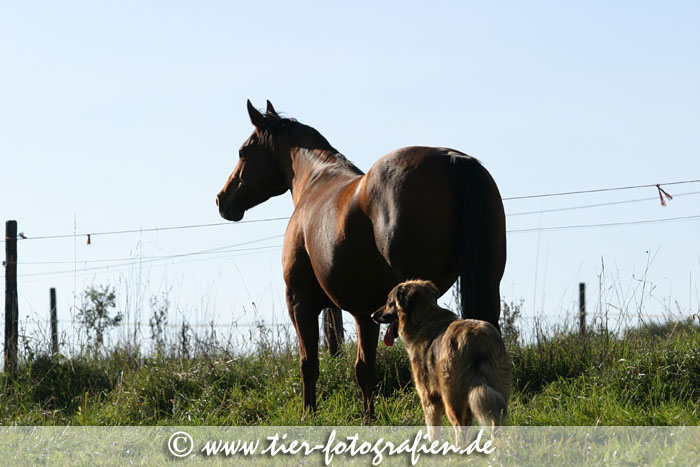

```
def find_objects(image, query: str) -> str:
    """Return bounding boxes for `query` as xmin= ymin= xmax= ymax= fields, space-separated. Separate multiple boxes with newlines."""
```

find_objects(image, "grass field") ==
xmin=1 ymin=315 xmax=698 ymax=426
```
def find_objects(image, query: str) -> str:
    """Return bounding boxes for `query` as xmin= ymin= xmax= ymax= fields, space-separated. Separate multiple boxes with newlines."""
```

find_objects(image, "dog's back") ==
xmin=373 ymin=279 xmax=512 ymax=436
xmin=439 ymin=319 xmax=512 ymax=426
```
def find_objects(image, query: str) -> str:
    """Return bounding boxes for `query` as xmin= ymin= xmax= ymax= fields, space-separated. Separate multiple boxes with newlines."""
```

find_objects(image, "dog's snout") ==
xmin=215 ymin=194 xmax=220 ymax=207
xmin=371 ymin=307 xmax=388 ymax=324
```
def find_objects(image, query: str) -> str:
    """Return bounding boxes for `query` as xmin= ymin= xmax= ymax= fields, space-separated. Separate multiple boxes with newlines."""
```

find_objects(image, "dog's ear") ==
xmin=396 ymin=281 xmax=442 ymax=327
xmin=395 ymin=284 xmax=421 ymax=326
xmin=424 ymin=281 xmax=440 ymax=304
xmin=395 ymin=284 xmax=415 ymax=311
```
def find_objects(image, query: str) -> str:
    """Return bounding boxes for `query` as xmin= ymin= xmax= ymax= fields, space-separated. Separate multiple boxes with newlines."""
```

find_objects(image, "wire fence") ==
xmin=3 ymin=176 xmax=700 ymax=359
xmin=3 ymin=177 xmax=699 ymax=244
xmin=3 ymin=178 xmax=699 ymax=279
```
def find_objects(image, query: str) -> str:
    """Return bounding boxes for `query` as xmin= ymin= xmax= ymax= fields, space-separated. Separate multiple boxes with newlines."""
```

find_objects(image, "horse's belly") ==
xmin=306 ymin=210 xmax=456 ymax=315
xmin=307 ymin=219 xmax=399 ymax=314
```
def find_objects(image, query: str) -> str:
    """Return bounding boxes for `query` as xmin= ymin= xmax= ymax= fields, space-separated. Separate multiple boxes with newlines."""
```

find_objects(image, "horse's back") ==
xmin=295 ymin=145 xmax=503 ymax=316
xmin=362 ymin=146 xmax=480 ymax=198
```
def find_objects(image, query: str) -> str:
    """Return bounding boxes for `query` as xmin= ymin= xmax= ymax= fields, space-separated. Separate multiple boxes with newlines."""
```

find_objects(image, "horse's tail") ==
xmin=449 ymin=154 xmax=505 ymax=328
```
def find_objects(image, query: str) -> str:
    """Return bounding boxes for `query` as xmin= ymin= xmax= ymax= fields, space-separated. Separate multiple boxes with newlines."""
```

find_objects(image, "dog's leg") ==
xmin=421 ymin=396 xmax=444 ymax=442
xmin=444 ymin=406 xmax=460 ymax=445
xmin=444 ymin=399 xmax=472 ymax=446
xmin=355 ymin=316 xmax=380 ymax=422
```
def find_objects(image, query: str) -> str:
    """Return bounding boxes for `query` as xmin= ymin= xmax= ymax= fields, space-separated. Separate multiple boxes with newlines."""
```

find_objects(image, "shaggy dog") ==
xmin=372 ymin=280 xmax=512 ymax=442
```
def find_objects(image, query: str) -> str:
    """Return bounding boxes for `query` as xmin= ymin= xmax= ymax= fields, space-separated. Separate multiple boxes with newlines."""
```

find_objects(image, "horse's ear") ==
xmin=265 ymin=100 xmax=279 ymax=117
xmin=247 ymin=99 xmax=266 ymax=129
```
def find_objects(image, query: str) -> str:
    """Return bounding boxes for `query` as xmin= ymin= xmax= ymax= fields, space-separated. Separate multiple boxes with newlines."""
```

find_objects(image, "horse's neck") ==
xmin=285 ymin=147 xmax=361 ymax=205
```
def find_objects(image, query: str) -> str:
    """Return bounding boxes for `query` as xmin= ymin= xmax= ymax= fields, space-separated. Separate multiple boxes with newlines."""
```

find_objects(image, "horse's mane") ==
xmin=259 ymin=115 xmax=363 ymax=175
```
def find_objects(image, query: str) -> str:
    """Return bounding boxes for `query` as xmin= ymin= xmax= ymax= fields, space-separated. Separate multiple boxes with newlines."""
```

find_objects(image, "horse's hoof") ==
xmin=301 ymin=407 xmax=317 ymax=423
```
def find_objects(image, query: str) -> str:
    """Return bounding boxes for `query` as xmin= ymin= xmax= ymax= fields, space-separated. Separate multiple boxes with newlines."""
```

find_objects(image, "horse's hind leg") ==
xmin=354 ymin=316 xmax=380 ymax=422
xmin=322 ymin=307 xmax=344 ymax=357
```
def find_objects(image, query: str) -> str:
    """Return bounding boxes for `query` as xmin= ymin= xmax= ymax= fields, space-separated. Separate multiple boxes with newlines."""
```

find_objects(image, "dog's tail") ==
xmin=468 ymin=384 xmax=507 ymax=426
xmin=467 ymin=362 xmax=508 ymax=427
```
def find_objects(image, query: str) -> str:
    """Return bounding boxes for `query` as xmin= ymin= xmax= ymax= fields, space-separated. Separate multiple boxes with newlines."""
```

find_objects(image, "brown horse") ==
xmin=217 ymin=100 xmax=506 ymax=420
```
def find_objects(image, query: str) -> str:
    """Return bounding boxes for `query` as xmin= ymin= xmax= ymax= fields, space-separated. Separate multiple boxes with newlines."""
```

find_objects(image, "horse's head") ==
xmin=217 ymin=100 xmax=289 ymax=221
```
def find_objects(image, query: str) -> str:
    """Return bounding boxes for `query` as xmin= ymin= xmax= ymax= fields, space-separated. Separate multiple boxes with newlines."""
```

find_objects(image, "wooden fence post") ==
xmin=4 ymin=220 xmax=18 ymax=374
xmin=579 ymin=282 xmax=586 ymax=336
xmin=50 ymin=288 xmax=58 ymax=356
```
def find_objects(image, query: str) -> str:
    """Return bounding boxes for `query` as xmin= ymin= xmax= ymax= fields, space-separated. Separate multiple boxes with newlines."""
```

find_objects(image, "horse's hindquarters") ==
xmin=362 ymin=148 xmax=462 ymax=293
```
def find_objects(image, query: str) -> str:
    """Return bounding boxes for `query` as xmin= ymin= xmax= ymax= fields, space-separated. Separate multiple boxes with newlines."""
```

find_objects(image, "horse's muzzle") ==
xmin=216 ymin=192 xmax=244 ymax=222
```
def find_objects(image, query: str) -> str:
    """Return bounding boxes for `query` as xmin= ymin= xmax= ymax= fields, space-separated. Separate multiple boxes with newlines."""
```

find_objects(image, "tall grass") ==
xmin=1 ymin=311 xmax=698 ymax=426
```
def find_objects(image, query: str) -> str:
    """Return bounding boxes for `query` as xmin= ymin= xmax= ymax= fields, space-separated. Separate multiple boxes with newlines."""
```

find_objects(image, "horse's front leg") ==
xmin=287 ymin=289 xmax=322 ymax=419
xmin=354 ymin=316 xmax=380 ymax=422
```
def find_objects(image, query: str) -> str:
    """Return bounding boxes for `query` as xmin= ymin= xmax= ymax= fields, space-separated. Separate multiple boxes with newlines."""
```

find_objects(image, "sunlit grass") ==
xmin=1 ymin=318 xmax=698 ymax=426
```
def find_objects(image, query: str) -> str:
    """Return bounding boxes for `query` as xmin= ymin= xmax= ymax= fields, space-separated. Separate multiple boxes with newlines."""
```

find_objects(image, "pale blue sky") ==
xmin=2 ymin=2 xmax=699 ymax=348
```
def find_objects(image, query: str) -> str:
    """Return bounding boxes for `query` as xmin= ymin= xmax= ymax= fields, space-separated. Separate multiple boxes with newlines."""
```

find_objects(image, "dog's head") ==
xmin=371 ymin=280 xmax=440 ymax=346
